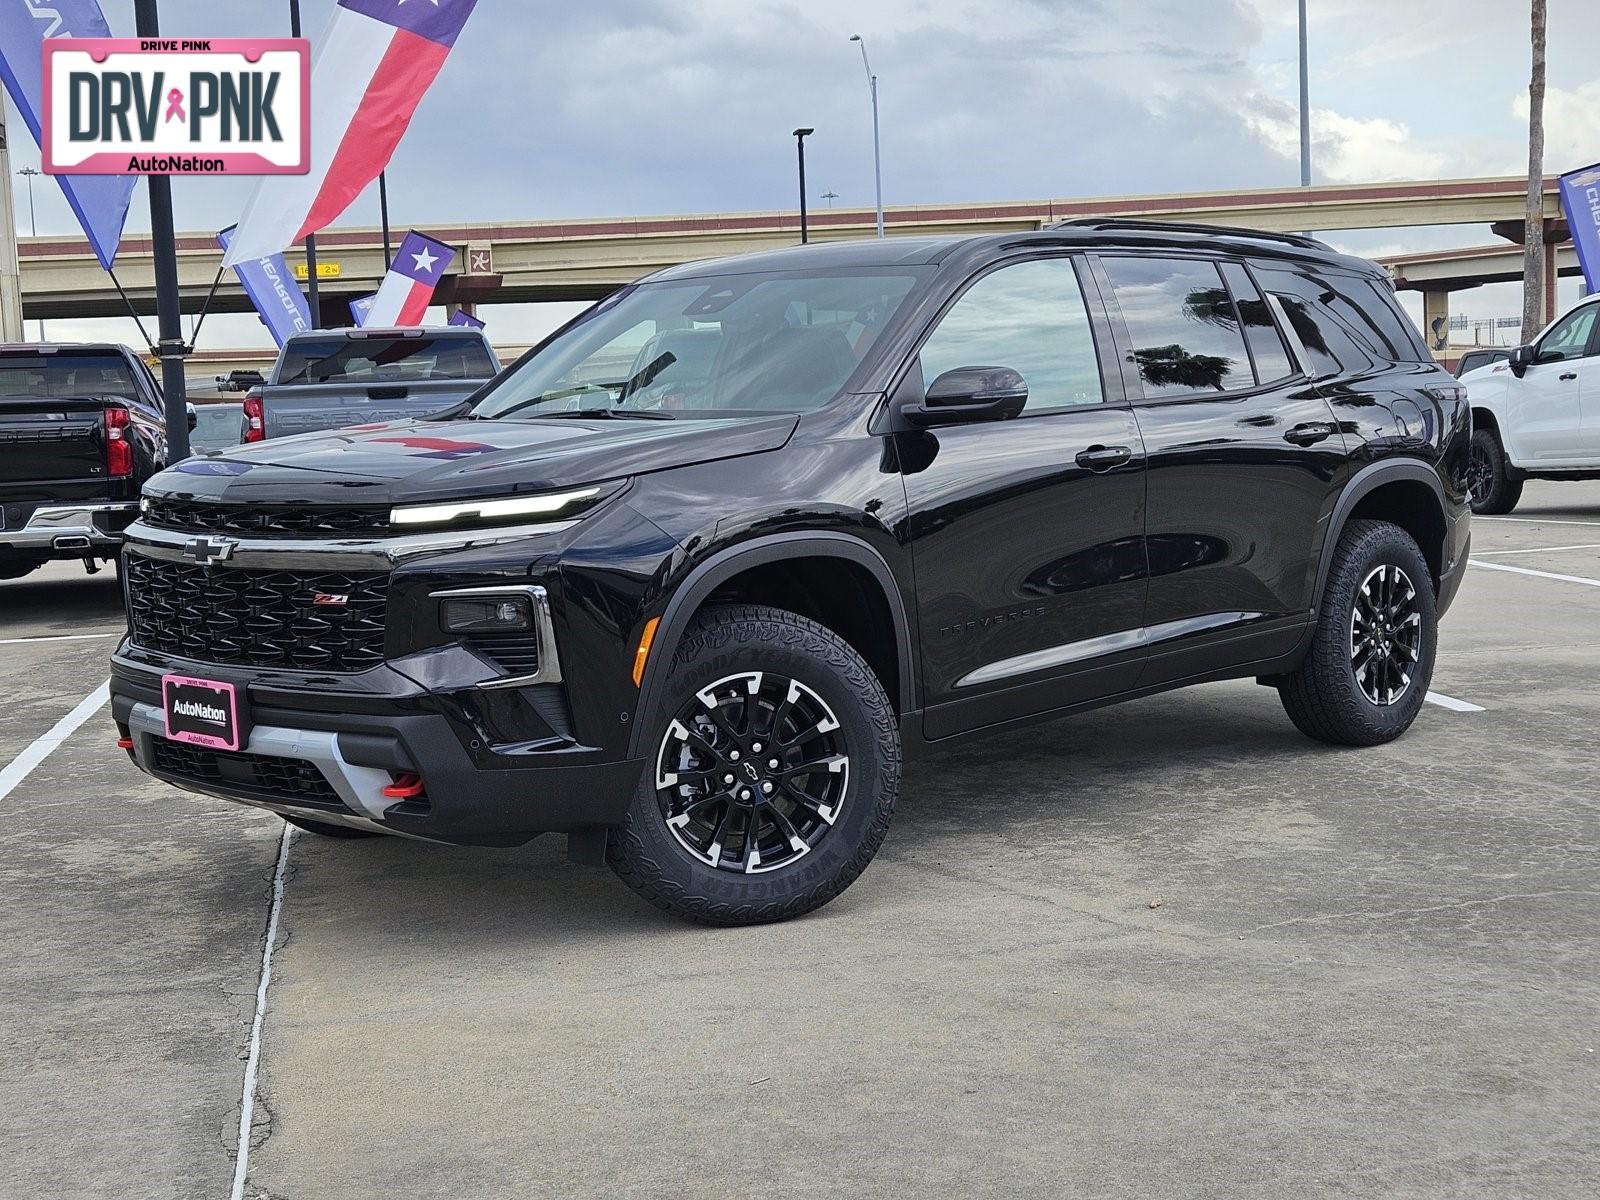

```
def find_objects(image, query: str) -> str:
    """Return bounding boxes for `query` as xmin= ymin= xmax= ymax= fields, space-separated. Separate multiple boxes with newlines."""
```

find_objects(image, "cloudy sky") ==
xmin=10 ymin=0 xmax=1598 ymax=349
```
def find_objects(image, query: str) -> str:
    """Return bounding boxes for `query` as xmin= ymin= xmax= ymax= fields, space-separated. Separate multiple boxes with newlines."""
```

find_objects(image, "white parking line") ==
xmin=0 ymin=632 xmax=119 ymax=646
xmin=0 ymin=681 xmax=110 ymax=804
xmin=1424 ymin=691 xmax=1486 ymax=713
xmin=1471 ymin=542 xmax=1600 ymax=557
xmin=230 ymin=823 xmax=294 ymax=1200
xmin=1475 ymin=515 xmax=1600 ymax=528
xmin=1469 ymin=559 xmax=1600 ymax=588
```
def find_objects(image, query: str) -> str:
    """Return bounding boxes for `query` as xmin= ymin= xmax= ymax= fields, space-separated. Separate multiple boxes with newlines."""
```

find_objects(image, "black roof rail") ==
xmin=1047 ymin=217 xmax=1333 ymax=252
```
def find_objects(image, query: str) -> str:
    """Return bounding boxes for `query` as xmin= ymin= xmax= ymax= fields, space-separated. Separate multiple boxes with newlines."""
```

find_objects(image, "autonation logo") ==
xmin=173 ymin=699 xmax=227 ymax=725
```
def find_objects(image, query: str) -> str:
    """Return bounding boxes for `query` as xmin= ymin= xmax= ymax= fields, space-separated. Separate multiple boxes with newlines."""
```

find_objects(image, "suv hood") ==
xmin=159 ymin=413 xmax=799 ymax=503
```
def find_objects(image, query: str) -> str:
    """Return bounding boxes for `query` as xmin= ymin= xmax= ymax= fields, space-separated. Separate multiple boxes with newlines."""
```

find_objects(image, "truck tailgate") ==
xmin=261 ymin=380 xmax=478 ymax=439
xmin=0 ymin=398 xmax=106 ymax=490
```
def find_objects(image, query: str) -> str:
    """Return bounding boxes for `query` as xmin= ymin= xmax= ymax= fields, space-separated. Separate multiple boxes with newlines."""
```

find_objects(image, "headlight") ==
xmin=390 ymin=486 xmax=603 ymax=529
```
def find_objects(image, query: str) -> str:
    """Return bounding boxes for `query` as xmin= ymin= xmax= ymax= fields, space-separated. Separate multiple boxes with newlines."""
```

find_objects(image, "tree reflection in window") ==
xmin=1102 ymin=257 xmax=1252 ymax=396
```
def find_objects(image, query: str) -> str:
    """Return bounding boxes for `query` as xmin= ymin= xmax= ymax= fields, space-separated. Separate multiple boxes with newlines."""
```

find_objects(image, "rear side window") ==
xmin=1254 ymin=264 xmax=1378 ymax=378
xmin=1218 ymin=262 xmax=1295 ymax=384
xmin=1100 ymin=256 xmax=1253 ymax=397
xmin=919 ymin=257 xmax=1105 ymax=413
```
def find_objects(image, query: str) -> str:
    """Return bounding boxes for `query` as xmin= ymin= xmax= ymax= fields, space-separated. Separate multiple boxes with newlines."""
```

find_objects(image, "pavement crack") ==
xmin=1247 ymin=889 xmax=1600 ymax=932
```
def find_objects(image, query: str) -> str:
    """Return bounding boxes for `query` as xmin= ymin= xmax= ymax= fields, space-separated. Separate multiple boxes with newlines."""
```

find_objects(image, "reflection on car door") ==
xmin=1094 ymin=253 xmax=1350 ymax=685
xmin=895 ymin=255 xmax=1148 ymax=740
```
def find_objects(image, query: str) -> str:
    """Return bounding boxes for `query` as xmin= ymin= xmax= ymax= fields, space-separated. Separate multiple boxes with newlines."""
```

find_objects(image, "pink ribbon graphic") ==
xmin=164 ymin=88 xmax=185 ymax=123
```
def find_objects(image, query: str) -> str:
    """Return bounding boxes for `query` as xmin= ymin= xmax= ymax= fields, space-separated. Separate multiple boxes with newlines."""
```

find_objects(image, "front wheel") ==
xmin=608 ymin=604 xmax=900 ymax=926
xmin=1277 ymin=519 xmax=1438 ymax=746
xmin=1468 ymin=427 xmax=1523 ymax=515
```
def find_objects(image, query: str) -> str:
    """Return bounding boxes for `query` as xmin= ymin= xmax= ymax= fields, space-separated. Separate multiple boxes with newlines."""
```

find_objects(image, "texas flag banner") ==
xmin=362 ymin=231 xmax=456 ymax=327
xmin=448 ymin=309 xmax=487 ymax=330
xmin=223 ymin=0 xmax=479 ymax=267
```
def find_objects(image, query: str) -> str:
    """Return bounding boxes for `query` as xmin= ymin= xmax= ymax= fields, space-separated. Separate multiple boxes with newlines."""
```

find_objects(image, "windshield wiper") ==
xmin=471 ymin=351 xmax=678 ymax=421
xmin=534 ymin=407 xmax=676 ymax=421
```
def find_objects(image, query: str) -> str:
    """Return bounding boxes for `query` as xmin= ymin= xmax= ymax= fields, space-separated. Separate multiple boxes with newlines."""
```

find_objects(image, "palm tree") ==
xmin=1521 ymin=0 xmax=1547 ymax=344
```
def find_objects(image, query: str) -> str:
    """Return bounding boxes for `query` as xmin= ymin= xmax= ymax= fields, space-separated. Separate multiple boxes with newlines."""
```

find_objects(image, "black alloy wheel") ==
xmin=607 ymin=603 xmax=899 ymax=926
xmin=1466 ymin=439 xmax=1494 ymax=505
xmin=1348 ymin=564 xmax=1423 ymax=706
xmin=655 ymin=671 xmax=850 ymax=875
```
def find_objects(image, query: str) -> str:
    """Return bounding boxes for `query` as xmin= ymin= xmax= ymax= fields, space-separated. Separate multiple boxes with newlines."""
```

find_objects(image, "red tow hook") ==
xmin=116 ymin=737 xmax=134 ymax=751
xmin=381 ymin=773 xmax=425 ymax=799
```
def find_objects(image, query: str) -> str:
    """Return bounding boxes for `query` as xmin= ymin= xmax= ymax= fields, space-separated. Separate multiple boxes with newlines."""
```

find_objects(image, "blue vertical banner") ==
xmin=349 ymin=294 xmax=377 ymax=327
xmin=0 ymin=0 xmax=135 ymax=269
xmin=217 ymin=227 xmax=313 ymax=347
xmin=1558 ymin=163 xmax=1600 ymax=296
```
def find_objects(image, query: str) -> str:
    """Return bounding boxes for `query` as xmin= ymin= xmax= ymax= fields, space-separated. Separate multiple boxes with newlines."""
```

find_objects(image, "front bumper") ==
xmin=1 ymin=501 xmax=137 ymax=555
xmin=111 ymin=656 xmax=646 ymax=846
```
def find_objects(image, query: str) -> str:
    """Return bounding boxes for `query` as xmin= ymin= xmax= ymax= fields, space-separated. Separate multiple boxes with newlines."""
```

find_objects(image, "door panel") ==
xmin=1517 ymin=303 xmax=1596 ymax=463
xmin=1094 ymin=253 xmax=1344 ymax=687
xmin=896 ymin=255 xmax=1148 ymax=740
xmin=903 ymin=407 xmax=1147 ymax=737
xmin=1132 ymin=383 xmax=1349 ymax=684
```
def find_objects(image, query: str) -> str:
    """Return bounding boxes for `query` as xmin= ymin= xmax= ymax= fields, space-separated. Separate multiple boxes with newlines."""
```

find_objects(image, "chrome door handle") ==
xmin=1075 ymin=444 xmax=1134 ymax=471
xmin=1283 ymin=421 xmax=1336 ymax=446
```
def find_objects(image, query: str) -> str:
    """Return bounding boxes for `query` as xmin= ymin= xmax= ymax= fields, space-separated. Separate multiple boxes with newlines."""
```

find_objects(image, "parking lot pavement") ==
xmin=0 ymin=563 xmax=284 ymax=1199
xmin=2 ymin=483 xmax=1598 ymax=1199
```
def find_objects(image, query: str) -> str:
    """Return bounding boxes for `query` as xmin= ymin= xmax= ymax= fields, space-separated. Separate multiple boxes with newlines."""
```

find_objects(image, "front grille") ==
xmin=125 ymin=554 xmax=388 ymax=672
xmin=144 ymin=498 xmax=392 ymax=537
xmin=149 ymin=737 xmax=347 ymax=811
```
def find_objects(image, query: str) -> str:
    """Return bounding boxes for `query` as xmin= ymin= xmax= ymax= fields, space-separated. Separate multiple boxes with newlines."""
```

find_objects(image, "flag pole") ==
xmin=379 ymin=172 xmax=393 ymax=269
xmin=0 ymin=107 xmax=24 ymax=342
xmin=288 ymin=0 xmax=321 ymax=327
xmin=133 ymin=0 xmax=190 ymax=461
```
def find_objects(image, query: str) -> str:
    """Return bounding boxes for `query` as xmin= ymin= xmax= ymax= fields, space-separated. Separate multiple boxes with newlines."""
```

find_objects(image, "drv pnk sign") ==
xmin=42 ymin=38 xmax=308 ymax=176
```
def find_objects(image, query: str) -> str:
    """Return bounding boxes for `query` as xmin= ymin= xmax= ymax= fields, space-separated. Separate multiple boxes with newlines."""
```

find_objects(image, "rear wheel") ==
xmin=1277 ymin=519 xmax=1437 ymax=746
xmin=1468 ymin=427 xmax=1523 ymax=515
xmin=608 ymin=604 xmax=900 ymax=926
xmin=281 ymin=814 xmax=382 ymax=838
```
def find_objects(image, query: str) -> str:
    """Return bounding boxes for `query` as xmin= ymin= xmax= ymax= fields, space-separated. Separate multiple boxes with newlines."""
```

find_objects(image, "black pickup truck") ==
xmin=0 ymin=343 xmax=172 ymax=581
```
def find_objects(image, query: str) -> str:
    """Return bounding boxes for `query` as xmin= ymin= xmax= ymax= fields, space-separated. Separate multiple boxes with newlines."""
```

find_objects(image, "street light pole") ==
xmin=793 ymin=128 xmax=814 ymax=244
xmin=1297 ymin=0 xmax=1311 ymax=188
xmin=288 ymin=0 xmax=321 ymax=326
xmin=17 ymin=167 xmax=42 ymax=339
xmin=849 ymin=35 xmax=884 ymax=238
xmin=133 ymin=0 xmax=189 ymax=461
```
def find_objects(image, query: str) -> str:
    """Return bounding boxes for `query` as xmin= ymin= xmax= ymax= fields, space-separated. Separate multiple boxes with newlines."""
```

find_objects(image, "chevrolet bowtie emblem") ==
xmin=181 ymin=535 xmax=236 ymax=565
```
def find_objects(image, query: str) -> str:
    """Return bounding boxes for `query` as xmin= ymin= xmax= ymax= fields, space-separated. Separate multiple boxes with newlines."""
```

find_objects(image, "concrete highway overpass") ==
xmin=19 ymin=174 xmax=1568 ymax=326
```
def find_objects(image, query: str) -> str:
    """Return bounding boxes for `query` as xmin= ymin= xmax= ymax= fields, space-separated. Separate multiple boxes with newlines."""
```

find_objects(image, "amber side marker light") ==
xmin=632 ymin=617 xmax=660 ymax=687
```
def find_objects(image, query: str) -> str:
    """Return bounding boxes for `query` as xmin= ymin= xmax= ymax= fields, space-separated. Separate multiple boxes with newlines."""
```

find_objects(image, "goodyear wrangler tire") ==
xmin=607 ymin=603 xmax=900 ymax=926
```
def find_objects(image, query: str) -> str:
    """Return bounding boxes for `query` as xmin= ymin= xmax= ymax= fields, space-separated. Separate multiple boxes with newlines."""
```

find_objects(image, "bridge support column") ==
xmin=1421 ymin=289 xmax=1450 ymax=356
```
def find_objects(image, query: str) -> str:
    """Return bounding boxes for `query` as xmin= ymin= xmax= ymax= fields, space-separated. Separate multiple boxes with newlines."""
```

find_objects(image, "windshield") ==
xmin=469 ymin=268 xmax=923 ymax=420
xmin=277 ymin=335 xmax=497 ymax=385
xmin=0 ymin=353 xmax=142 ymax=399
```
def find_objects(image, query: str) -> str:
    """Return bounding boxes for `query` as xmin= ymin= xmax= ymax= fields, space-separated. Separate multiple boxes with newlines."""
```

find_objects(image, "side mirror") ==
xmin=900 ymin=366 xmax=1028 ymax=427
xmin=1508 ymin=345 xmax=1535 ymax=377
xmin=186 ymin=402 xmax=198 ymax=433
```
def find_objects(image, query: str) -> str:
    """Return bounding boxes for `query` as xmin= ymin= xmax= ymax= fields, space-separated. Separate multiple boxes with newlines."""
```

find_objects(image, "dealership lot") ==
xmin=1 ymin=482 xmax=1596 ymax=1200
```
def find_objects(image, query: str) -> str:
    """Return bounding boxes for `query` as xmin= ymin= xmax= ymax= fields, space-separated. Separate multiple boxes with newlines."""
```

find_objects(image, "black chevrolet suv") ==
xmin=112 ymin=221 xmax=1470 ymax=924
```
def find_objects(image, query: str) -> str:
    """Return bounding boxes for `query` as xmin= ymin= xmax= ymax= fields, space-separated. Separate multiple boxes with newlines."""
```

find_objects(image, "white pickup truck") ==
xmin=1462 ymin=293 xmax=1600 ymax=513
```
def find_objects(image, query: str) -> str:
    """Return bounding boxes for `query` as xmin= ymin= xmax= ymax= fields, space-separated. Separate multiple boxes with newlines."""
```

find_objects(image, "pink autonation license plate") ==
xmin=161 ymin=674 xmax=241 ymax=752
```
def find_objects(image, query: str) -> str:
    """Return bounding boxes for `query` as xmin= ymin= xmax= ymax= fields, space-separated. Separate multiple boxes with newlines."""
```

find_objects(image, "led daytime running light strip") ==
xmin=390 ymin=486 xmax=602 ymax=528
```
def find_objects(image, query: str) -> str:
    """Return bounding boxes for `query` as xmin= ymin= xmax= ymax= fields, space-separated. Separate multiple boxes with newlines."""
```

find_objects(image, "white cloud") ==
xmin=1245 ymin=105 xmax=1447 ymax=182
xmin=1516 ymin=80 xmax=1600 ymax=172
